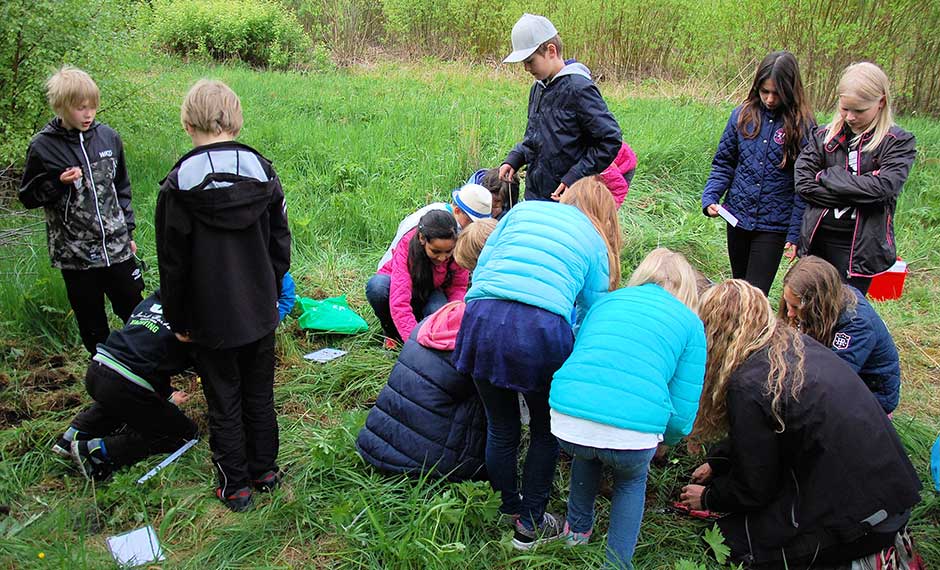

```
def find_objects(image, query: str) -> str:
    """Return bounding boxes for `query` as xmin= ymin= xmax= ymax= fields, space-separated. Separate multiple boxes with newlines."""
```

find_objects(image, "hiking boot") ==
xmin=216 ymin=486 xmax=253 ymax=512
xmin=70 ymin=439 xmax=112 ymax=481
xmin=560 ymin=520 xmax=592 ymax=546
xmin=511 ymin=512 xmax=564 ymax=550
xmin=251 ymin=469 xmax=282 ymax=493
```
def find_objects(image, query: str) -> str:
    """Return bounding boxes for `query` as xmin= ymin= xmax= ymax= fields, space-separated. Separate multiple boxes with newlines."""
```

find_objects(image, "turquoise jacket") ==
xmin=549 ymin=284 xmax=706 ymax=445
xmin=465 ymin=200 xmax=610 ymax=323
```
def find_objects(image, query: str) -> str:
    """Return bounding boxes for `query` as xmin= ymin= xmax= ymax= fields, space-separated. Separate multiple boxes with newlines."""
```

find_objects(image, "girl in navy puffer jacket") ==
xmin=702 ymin=51 xmax=814 ymax=295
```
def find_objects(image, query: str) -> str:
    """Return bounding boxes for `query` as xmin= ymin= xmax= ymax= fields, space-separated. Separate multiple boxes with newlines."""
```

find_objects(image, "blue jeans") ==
xmin=473 ymin=377 xmax=559 ymax=530
xmin=559 ymin=440 xmax=656 ymax=570
xmin=364 ymin=273 xmax=447 ymax=341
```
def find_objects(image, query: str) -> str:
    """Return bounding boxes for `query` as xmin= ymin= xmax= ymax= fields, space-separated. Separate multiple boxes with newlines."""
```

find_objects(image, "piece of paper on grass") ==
xmin=716 ymin=205 xmax=739 ymax=227
xmin=304 ymin=348 xmax=347 ymax=363
xmin=107 ymin=525 xmax=165 ymax=567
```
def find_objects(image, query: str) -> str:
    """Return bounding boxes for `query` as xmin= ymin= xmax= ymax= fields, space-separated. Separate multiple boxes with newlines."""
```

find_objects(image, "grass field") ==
xmin=1 ymin=54 xmax=938 ymax=568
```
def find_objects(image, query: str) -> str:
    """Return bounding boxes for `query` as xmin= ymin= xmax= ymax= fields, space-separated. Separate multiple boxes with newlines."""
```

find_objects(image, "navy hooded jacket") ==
xmin=504 ymin=62 xmax=621 ymax=201
xmin=356 ymin=325 xmax=486 ymax=482
xmin=702 ymin=105 xmax=808 ymax=243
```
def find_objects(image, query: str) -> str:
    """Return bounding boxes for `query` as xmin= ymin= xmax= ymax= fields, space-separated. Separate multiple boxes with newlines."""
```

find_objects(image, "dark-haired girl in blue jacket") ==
xmin=702 ymin=51 xmax=814 ymax=295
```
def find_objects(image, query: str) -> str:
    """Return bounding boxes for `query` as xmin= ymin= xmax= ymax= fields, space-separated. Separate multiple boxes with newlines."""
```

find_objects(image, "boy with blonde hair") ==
xmin=498 ymin=14 xmax=622 ymax=202
xmin=155 ymin=79 xmax=291 ymax=512
xmin=19 ymin=65 xmax=143 ymax=354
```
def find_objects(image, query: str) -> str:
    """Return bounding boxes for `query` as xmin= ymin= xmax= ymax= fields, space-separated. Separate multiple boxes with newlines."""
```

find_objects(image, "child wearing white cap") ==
xmin=498 ymin=14 xmax=622 ymax=203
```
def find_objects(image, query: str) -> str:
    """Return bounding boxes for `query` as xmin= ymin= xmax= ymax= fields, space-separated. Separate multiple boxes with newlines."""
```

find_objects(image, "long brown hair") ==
xmin=779 ymin=256 xmax=857 ymax=346
xmin=693 ymin=280 xmax=806 ymax=442
xmin=737 ymin=51 xmax=813 ymax=168
xmin=560 ymin=177 xmax=623 ymax=289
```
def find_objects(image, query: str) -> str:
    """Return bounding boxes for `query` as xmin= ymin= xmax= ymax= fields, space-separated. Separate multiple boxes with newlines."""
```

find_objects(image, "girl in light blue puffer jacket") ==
xmin=549 ymin=248 xmax=706 ymax=570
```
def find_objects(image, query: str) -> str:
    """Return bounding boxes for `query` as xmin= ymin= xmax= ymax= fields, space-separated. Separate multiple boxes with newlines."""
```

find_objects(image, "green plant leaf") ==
xmin=703 ymin=523 xmax=731 ymax=565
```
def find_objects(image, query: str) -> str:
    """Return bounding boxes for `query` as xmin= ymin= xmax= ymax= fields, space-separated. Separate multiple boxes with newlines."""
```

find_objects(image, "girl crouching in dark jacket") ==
xmin=680 ymin=280 xmax=920 ymax=568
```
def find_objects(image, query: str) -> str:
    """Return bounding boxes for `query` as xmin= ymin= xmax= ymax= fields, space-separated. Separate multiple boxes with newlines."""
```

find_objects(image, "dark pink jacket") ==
xmin=378 ymin=228 xmax=469 ymax=340
xmin=598 ymin=142 xmax=638 ymax=208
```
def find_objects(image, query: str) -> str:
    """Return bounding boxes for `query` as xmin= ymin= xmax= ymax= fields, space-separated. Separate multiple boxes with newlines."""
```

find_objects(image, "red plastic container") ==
xmin=868 ymin=258 xmax=908 ymax=301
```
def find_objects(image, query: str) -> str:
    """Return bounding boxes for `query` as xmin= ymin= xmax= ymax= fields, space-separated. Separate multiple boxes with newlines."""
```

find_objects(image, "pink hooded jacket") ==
xmin=598 ymin=142 xmax=638 ymax=208
xmin=378 ymin=228 xmax=469 ymax=340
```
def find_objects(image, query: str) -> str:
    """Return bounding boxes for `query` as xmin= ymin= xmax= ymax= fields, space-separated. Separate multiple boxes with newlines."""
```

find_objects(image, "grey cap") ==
xmin=503 ymin=14 xmax=558 ymax=63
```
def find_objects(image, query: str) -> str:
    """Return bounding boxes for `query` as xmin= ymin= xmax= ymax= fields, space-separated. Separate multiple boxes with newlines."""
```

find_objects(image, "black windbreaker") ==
xmin=155 ymin=141 xmax=291 ymax=349
xmin=703 ymin=336 xmax=920 ymax=565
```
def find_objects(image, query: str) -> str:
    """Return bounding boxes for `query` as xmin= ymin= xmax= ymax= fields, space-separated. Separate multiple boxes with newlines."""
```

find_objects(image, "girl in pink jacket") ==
xmin=366 ymin=210 xmax=469 ymax=347
xmin=598 ymin=142 xmax=638 ymax=208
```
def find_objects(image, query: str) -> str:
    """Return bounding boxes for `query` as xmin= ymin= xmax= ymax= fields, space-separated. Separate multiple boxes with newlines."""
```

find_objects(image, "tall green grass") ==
xmin=0 ymin=55 xmax=938 ymax=568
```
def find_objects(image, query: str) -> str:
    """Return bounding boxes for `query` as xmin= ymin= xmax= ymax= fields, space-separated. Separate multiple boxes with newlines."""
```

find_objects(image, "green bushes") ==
xmin=150 ymin=0 xmax=309 ymax=69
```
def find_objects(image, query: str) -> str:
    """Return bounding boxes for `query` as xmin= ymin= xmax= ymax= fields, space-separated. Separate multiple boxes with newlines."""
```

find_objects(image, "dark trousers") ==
xmin=808 ymin=226 xmax=873 ymax=295
xmin=70 ymin=362 xmax=197 ymax=467
xmin=61 ymin=257 xmax=144 ymax=354
xmin=365 ymin=273 xmax=447 ymax=342
xmin=194 ymin=331 xmax=278 ymax=494
xmin=473 ymin=377 xmax=559 ymax=530
xmin=726 ymin=226 xmax=787 ymax=296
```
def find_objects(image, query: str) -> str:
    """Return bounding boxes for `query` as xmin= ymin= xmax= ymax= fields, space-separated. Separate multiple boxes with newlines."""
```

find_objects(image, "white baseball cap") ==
xmin=452 ymin=184 xmax=492 ymax=222
xmin=503 ymin=14 xmax=558 ymax=63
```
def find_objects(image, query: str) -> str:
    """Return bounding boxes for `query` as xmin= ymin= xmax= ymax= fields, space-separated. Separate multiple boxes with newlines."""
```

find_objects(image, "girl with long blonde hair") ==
xmin=794 ymin=62 xmax=916 ymax=295
xmin=680 ymin=280 xmax=921 ymax=568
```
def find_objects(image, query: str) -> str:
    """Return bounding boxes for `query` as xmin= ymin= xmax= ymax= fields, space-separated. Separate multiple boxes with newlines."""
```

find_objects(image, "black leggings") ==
xmin=807 ymin=226 xmax=873 ymax=295
xmin=726 ymin=226 xmax=787 ymax=296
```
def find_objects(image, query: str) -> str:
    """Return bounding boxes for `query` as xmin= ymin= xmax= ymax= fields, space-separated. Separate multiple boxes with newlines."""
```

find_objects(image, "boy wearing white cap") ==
xmin=498 ymin=14 xmax=622 ymax=202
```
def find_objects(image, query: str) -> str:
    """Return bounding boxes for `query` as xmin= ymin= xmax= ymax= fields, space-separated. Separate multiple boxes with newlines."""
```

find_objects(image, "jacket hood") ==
xmin=40 ymin=117 xmax=100 ymax=141
xmin=539 ymin=61 xmax=592 ymax=86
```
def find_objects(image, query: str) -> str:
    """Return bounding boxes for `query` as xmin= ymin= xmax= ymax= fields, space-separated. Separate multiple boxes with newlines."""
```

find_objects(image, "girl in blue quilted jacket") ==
xmin=549 ymin=248 xmax=706 ymax=569
xmin=702 ymin=51 xmax=815 ymax=296
xmin=452 ymin=177 xmax=622 ymax=549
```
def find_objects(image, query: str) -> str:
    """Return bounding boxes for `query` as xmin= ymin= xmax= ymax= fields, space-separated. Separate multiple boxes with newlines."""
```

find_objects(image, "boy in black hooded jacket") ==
xmin=155 ymin=79 xmax=291 ymax=512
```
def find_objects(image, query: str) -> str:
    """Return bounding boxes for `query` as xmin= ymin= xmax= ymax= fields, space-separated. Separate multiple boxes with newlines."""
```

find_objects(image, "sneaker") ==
xmin=216 ymin=486 xmax=253 ymax=512
xmin=70 ymin=440 xmax=112 ymax=481
xmin=511 ymin=512 xmax=564 ymax=550
xmin=251 ymin=469 xmax=282 ymax=493
xmin=560 ymin=520 xmax=592 ymax=546
xmin=52 ymin=436 xmax=72 ymax=459
xmin=383 ymin=337 xmax=401 ymax=350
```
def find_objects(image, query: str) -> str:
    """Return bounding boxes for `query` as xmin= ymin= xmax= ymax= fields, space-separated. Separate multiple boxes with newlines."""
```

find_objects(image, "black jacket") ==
xmin=18 ymin=119 xmax=135 ymax=269
xmin=155 ymin=141 xmax=291 ymax=349
xmin=94 ymin=291 xmax=189 ymax=399
xmin=356 ymin=325 xmax=486 ymax=482
xmin=703 ymin=336 xmax=921 ymax=566
xmin=504 ymin=62 xmax=621 ymax=201
xmin=795 ymin=124 xmax=916 ymax=277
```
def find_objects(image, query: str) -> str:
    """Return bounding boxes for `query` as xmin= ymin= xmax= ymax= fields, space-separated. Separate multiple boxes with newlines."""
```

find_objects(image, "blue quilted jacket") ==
xmin=832 ymin=287 xmax=901 ymax=413
xmin=702 ymin=105 xmax=806 ymax=243
xmin=465 ymin=200 xmax=610 ymax=324
xmin=549 ymin=284 xmax=706 ymax=445
xmin=356 ymin=324 xmax=486 ymax=481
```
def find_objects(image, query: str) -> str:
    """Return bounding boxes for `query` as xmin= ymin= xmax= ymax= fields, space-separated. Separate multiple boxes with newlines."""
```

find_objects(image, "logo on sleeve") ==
xmin=773 ymin=128 xmax=786 ymax=145
xmin=832 ymin=332 xmax=851 ymax=350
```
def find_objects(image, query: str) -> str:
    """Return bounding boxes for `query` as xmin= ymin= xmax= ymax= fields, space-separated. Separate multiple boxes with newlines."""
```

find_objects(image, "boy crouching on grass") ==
xmin=54 ymin=291 xmax=197 ymax=480
xmin=155 ymin=80 xmax=291 ymax=512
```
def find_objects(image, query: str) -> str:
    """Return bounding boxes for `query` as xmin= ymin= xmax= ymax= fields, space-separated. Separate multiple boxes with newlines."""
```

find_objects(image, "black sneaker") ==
xmin=251 ymin=469 xmax=282 ymax=493
xmin=216 ymin=486 xmax=253 ymax=512
xmin=70 ymin=440 xmax=112 ymax=481
xmin=511 ymin=512 xmax=564 ymax=550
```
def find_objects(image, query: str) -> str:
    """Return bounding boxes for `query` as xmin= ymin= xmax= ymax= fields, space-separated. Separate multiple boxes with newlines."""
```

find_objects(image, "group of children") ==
xmin=16 ymin=9 xmax=922 ymax=569
xmin=20 ymin=68 xmax=290 ymax=511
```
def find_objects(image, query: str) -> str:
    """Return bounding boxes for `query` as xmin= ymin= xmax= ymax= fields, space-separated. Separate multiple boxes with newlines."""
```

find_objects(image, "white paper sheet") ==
xmin=716 ymin=205 xmax=739 ymax=227
xmin=304 ymin=348 xmax=347 ymax=363
xmin=107 ymin=525 xmax=165 ymax=567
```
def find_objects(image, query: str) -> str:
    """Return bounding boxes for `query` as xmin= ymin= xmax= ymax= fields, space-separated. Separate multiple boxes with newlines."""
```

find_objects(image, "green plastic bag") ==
xmin=297 ymin=295 xmax=369 ymax=334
